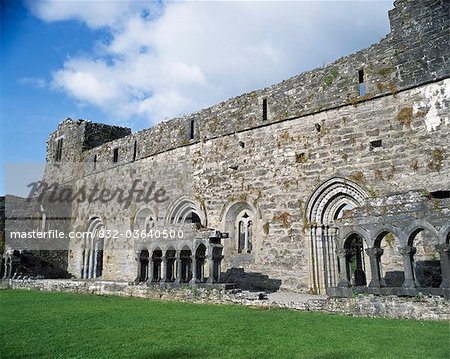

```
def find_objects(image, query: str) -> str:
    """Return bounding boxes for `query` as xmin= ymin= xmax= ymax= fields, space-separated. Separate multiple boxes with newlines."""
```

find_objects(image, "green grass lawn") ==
xmin=0 ymin=290 xmax=448 ymax=359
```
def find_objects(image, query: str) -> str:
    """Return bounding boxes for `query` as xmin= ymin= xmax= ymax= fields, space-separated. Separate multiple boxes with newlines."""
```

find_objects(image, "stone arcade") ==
xmin=2 ymin=0 xmax=449 ymax=298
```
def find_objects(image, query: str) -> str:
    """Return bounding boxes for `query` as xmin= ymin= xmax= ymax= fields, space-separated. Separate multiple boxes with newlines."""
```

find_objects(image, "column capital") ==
xmin=365 ymin=247 xmax=384 ymax=258
xmin=336 ymin=248 xmax=350 ymax=257
xmin=398 ymin=245 xmax=416 ymax=256
xmin=435 ymin=243 xmax=450 ymax=254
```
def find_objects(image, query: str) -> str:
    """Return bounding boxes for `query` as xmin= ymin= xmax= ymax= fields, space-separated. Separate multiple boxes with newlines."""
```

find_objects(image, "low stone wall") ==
xmin=1 ymin=279 xmax=448 ymax=321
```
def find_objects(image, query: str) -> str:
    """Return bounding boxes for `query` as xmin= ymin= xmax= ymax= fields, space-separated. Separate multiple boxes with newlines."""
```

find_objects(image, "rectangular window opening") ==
xmin=190 ymin=119 xmax=195 ymax=140
xmin=113 ymin=148 xmax=119 ymax=163
xmin=262 ymin=98 xmax=268 ymax=121
xmin=55 ymin=138 xmax=63 ymax=162
xmin=429 ymin=191 xmax=450 ymax=199
xmin=358 ymin=69 xmax=366 ymax=96
xmin=133 ymin=141 xmax=137 ymax=161
xmin=358 ymin=69 xmax=364 ymax=84
xmin=370 ymin=139 xmax=382 ymax=150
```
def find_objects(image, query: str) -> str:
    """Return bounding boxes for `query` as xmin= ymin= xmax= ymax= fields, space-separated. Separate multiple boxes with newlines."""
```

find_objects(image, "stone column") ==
xmin=206 ymin=255 xmax=215 ymax=283
xmin=81 ymin=250 xmax=87 ymax=279
xmin=436 ymin=243 xmax=450 ymax=289
xmin=2 ymin=254 xmax=11 ymax=279
xmin=216 ymin=256 xmax=223 ymax=283
xmin=147 ymin=259 xmax=154 ymax=284
xmin=190 ymin=256 xmax=198 ymax=285
xmin=89 ymin=238 xmax=95 ymax=278
xmin=134 ymin=250 xmax=141 ymax=283
xmin=243 ymin=220 xmax=248 ymax=253
xmin=160 ymin=256 xmax=167 ymax=283
xmin=175 ymin=253 xmax=181 ymax=284
xmin=93 ymin=249 xmax=98 ymax=279
xmin=204 ymin=257 xmax=210 ymax=279
xmin=336 ymin=248 xmax=350 ymax=287
xmin=365 ymin=247 xmax=385 ymax=288
xmin=398 ymin=246 xmax=417 ymax=289
xmin=87 ymin=250 xmax=94 ymax=278
xmin=199 ymin=259 xmax=204 ymax=282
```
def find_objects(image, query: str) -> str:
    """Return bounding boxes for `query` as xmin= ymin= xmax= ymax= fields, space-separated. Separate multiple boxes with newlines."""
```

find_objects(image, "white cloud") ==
xmin=17 ymin=77 xmax=47 ymax=88
xmin=28 ymin=0 xmax=394 ymax=127
xmin=26 ymin=0 xmax=137 ymax=29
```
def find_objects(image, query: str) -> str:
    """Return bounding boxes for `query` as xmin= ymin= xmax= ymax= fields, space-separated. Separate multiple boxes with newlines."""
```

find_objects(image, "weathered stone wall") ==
xmin=45 ymin=119 xmax=131 ymax=184
xmin=61 ymin=78 xmax=449 ymax=291
xmin=39 ymin=0 xmax=450 ymax=293
xmin=1 ymin=279 xmax=448 ymax=321
xmin=45 ymin=0 xmax=449 ymax=174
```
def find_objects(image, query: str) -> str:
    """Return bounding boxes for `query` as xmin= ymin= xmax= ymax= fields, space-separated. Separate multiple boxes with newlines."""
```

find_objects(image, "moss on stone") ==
xmin=397 ymin=106 xmax=413 ymax=126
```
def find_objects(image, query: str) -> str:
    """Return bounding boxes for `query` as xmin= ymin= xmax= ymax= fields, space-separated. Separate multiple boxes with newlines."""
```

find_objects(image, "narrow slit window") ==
xmin=93 ymin=155 xmax=97 ymax=170
xmin=190 ymin=119 xmax=195 ymax=140
xmin=113 ymin=148 xmax=119 ymax=163
xmin=358 ymin=69 xmax=366 ymax=96
xmin=133 ymin=141 xmax=137 ymax=161
xmin=262 ymin=98 xmax=268 ymax=121
xmin=55 ymin=138 xmax=63 ymax=162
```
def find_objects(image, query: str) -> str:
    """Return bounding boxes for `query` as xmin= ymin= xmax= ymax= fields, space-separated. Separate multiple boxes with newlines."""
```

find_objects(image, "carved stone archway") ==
xmin=306 ymin=177 xmax=368 ymax=293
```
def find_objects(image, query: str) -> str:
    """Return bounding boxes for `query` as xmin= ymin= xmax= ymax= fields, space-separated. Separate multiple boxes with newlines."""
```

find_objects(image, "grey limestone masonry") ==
xmin=2 ymin=0 xmax=450 ymax=309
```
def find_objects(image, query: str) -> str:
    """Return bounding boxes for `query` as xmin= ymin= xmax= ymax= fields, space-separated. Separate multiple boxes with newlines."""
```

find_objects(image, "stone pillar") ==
xmin=398 ymin=246 xmax=417 ymax=289
xmin=316 ymin=226 xmax=324 ymax=292
xmin=93 ymin=249 xmax=98 ymax=279
xmin=160 ymin=256 xmax=167 ymax=283
xmin=206 ymin=255 xmax=215 ymax=283
xmin=216 ymin=256 xmax=223 ymax=283
xmin=87 ymin=250 xmax=94 ymax=278
xmin=10 ymin=256 xmax=20 ymax=279
xmin=198 ymin=259 xmax=204 ymax=282
xmin=365 ymin=247 xmax=385 ymax=288
xmin=336 ymin=248 xmax=350 ymax=287
xmin=244 ymin=223 xmax=249 ymax=253
xmin=175 ymin=253 xmax=181 ymax=284
xmin=147 ymin=259 xmax=154 ymax=284
xmin=436 ymin=243 xmax=450 ymax=289
xmin=81 ymin=250 xmax=86 ymax=279
xmin=136 ymin=250 xmax=142 ymax=282
xmin=204 ymin=257 xmax=210 ymax=279
xmin=190 ymin=257 xmax=198 ymax=285
xmin=2 ymin=254 xmax=11 ymax=279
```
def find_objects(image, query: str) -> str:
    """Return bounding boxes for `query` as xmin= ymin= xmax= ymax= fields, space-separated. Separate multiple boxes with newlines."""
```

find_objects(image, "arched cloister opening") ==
xmin=138 ymin=249 xmax=149 ymax=282
xmin=81 ymin=217 xmax=105 ymax=279
xmin=408 ymin=226 xmax=441 ymax=288
xmin=166 ymin=197 xmax=206 ymax=228
xmin=151 ymin=249 xmax=162 ymax=282
xmin=344 ymin=234 xmax=367 ymax=286
xmin=211 ymin=246 xmax=223 ymax=283
xmin=195 ymin=244 xmax=207 ymax=282
xmin=374 ymin=231 xmax=404 ymax=287
xmin=180 ymin=246 xmax=192 ymax=283
xmin=306 ymin=177 xmax=368 ymax=293
xmin=166 ymin=248 xmax=176 ymax=282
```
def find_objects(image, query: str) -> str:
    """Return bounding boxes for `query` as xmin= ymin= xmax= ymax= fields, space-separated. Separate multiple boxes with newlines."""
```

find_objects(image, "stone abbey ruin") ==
xmin=2 ymin=0 xmax=449 ymax=300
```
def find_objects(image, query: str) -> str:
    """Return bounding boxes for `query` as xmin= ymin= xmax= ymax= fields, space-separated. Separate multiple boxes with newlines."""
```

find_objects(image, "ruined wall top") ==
xmin=46 ymin=0 xmax=449 ymax=179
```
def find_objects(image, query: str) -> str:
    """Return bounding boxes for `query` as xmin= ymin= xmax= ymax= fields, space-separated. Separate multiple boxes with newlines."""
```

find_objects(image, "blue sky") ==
xmin=1 ymin=0 xmax=393 ymax=196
